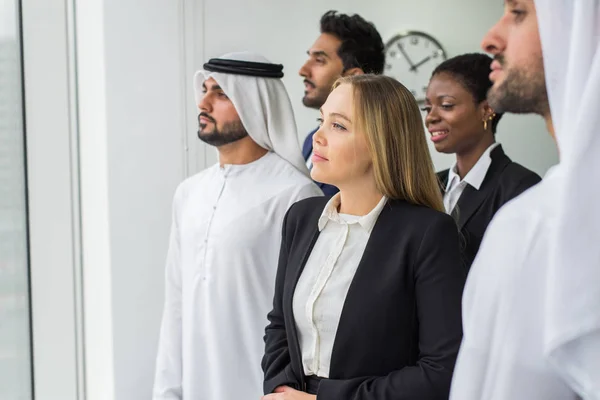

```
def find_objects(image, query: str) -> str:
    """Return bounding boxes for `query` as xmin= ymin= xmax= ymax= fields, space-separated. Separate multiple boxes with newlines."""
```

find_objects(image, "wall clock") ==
xmin=384 ymin=31 xmax=448 ymax=103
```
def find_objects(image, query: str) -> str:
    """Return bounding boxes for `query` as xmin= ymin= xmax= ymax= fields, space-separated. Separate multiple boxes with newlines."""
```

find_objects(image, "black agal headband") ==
xmin=203 ymin=58 xmax=284 ymax=78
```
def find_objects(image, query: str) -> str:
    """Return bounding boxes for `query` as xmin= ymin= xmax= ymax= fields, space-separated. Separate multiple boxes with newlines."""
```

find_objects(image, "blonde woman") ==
xmin=261 ymin=74 xmax=465 ymax=400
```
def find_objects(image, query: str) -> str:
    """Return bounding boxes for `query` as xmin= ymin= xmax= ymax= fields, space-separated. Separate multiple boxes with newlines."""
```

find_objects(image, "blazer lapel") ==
xmin=283 ymin=219 xmax=321 ymax=381
xmin=437 ymin=169 xmax=449 ymax=194
xmin=453 ymin=145 xmax=511 ymax=229
xmin=289 ymin=228 xmax=320 ymax=294
xmin=453 ymin=184 xmax=485 ymax=229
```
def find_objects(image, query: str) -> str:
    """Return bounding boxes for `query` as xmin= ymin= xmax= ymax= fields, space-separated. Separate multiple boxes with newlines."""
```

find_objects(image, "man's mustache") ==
xmin=198 ymin=113 xmax=216 ymax=124
xmin=494 ymin=55 xmax=505 ymax=67
xmin=303 ymin=79 xmax=316 ymax=89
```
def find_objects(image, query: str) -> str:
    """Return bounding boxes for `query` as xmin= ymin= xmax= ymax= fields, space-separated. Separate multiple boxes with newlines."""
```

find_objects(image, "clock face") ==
xmin=384 ymin=31 xmax=447 ymax=103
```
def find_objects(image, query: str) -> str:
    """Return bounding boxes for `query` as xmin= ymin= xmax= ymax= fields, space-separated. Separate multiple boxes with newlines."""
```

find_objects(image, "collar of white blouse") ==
xmin=317 ymin=193 xmax=387 ymax=233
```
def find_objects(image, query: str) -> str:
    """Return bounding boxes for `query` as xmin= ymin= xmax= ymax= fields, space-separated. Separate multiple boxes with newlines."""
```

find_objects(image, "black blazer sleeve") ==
xmin=512 ymin=171 xmax=542 ymax=198
xmin=317 ymin=214 xmax=465 ymax=400
xmin=262 ymin=206 xmax=301 ymax=394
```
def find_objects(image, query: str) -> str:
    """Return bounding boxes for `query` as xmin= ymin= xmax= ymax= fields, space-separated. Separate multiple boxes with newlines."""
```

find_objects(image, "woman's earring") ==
xmin=484 ymin=113 xmax=496 ymax=131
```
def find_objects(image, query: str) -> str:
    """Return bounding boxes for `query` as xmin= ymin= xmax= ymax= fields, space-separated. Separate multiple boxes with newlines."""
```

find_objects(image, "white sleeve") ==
xmin=153 ymin=185 xmax=184 ymax=400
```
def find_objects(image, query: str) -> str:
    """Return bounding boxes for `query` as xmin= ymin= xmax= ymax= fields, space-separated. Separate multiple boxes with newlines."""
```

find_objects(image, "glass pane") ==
xmin=0 ymin=0 xmax=33 ymax=398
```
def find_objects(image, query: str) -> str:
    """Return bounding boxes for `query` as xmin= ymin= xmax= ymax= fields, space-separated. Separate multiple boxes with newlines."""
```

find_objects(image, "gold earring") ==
xmin=484 ymin=113 xmax=496 ymax=131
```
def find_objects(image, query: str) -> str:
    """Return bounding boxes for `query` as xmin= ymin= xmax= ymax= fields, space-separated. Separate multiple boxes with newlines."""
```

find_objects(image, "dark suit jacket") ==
xmin=302 ymin=129 xmax=339 ymax=196
xmin=437 ymin=144 xmax=541 ymax=271
xmin=262 ymin=196 xmax=466 ymax=400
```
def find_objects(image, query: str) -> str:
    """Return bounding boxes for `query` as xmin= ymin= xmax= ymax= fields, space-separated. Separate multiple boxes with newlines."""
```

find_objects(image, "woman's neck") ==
xmin=337 ymin=177 xmax=383 ymax=216
xmin=455 ymin=136 xmax=495 ymax=180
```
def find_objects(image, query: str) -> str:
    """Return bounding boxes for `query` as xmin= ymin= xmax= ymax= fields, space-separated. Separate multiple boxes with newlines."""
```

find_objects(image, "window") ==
xmin=0 ymin=0 xmax=33 ymax=398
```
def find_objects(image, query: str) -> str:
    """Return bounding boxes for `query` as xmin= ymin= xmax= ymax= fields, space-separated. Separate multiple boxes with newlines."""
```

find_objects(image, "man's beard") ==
xmin=302 ymin=79 xmax=330 ymax=109
xmin=197 ymin=113 xmax=249 ymax=147
xmin=488 ymin=55 xmax=549 ymax=116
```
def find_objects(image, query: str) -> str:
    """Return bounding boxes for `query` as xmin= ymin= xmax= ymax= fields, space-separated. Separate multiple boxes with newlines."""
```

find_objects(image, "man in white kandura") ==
xmin=450 ymin=1 xmax=600 ymax=399
xmin=152 ymin=52 xmax=322 ymax=400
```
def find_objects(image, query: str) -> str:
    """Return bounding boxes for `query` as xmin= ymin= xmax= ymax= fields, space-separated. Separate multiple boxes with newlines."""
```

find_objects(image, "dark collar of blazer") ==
xmin=438 ymin=144 xmax=511 ymax=229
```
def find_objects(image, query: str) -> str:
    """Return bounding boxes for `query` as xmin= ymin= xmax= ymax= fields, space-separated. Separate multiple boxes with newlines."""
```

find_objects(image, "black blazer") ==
xmin=262 ymin=196 xmax=466 ymax=400
xmin=437 ymin=144 xmax=541 ymax=271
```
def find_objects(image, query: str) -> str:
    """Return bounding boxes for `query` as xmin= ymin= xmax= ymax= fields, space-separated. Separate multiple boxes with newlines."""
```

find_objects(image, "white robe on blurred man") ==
xmin=450 ymin=1 xmax=600 ymax=399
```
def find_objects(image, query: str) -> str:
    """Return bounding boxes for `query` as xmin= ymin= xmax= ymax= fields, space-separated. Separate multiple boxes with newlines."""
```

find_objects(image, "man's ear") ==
xmin=342 ymin=67 xmax=365 ymax=77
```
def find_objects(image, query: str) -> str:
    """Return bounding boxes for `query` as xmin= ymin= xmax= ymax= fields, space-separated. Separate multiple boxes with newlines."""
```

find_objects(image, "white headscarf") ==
xmin=194 ymin=51 xmax=309 ymax=176
xmin=535 ymin=0 xmax=600 ymax=395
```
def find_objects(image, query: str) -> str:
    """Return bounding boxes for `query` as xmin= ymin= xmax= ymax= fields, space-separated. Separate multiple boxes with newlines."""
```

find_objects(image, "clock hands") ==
xmin=397 ymin=43 xmax=417 ymax=70
xmin=397 ymin=43 xmax=433 ymax=73
xmin=384 ymin=33 xmax=447 ymax=101
xmin=410 ymin=56 xmax=432 ymax=72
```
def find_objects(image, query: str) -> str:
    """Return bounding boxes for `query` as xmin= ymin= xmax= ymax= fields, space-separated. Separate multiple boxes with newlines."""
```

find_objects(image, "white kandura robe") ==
xmin=450 ymin=167 xmax=600 ymax=399
xmin=451 ymin=1 xmax=600 ymax=399
xmin=153 ymin=152 xmax=322 ymax=400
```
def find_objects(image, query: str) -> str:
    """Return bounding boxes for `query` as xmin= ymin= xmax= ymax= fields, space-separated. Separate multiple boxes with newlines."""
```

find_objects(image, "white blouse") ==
xmin=292 ymin=194 xmax=387 ymax=378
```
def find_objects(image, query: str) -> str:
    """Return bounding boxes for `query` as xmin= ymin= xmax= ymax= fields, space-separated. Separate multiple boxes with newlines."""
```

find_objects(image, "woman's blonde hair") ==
xmin=333 ymin=74 xmax=444 ymax=212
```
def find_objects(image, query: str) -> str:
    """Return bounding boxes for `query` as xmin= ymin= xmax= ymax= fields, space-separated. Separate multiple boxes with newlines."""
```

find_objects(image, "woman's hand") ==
xmin=261 ymin=385 xmax=317 ymax=400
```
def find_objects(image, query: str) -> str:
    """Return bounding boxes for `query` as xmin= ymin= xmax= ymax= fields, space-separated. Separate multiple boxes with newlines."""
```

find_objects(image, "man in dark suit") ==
xmin=299 ymin=11 xmax=385 ymax=196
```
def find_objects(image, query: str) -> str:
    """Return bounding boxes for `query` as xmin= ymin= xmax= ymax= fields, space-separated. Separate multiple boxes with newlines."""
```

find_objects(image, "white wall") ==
xmin=76 ymin=0 xmax=188 ymax=399
xmin=71 ymin=1 xmax=559 ymax=400
xmin=102 ymin=0 xmax=188 ymax=396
